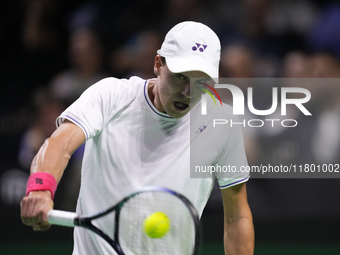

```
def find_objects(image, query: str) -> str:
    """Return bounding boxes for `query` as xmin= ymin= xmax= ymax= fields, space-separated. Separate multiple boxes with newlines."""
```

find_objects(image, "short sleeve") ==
xmin=56 ymin=77 xmax=137 ymax=140
xmin=215 ymin=114 xmax=250 ymax=189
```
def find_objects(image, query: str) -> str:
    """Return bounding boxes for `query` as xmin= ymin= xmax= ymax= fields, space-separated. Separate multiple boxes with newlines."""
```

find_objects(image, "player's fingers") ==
xmin=32 ymin=203 xmax=53 ymax=231
xmin=20 ymin=195 xmax=37 ymax=226
xmin=26 ymin=195 xmax=39 ymax=226
xmin=36 ymin=203 xmax=50 ymax=223
xmin=33 ymin=222 xmax=51 ymax=231
xmin=30 ymin=195 xmax=54 ymax=227
xmin=20 ymin=197 xmax=30 ymax=225
xmin=21 ymin=192 xmax=53 ymax=227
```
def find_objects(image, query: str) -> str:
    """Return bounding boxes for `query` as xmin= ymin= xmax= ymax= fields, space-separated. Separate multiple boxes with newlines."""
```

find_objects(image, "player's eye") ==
xmin=196 ymin=78 xmax=211 ymax=85
xmin=174 ymin=73 xmax=188 ymax=81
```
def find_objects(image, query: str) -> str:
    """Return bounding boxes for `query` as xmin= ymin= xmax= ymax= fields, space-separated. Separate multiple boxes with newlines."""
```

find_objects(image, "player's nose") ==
xmin=182 ymin=83 xmax=193 ymax=98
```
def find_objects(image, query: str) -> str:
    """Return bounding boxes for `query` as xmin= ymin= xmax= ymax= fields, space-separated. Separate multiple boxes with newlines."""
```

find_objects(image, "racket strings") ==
xmin=118 ymin=191 xmax=196 ymax=255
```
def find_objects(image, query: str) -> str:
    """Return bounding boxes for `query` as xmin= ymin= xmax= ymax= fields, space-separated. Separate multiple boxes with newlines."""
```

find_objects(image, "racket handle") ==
xmin=47 ymin=210 xmax=78 ymax=227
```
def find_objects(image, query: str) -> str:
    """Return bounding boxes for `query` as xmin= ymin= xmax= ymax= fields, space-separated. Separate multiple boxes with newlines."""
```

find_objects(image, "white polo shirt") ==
xmin=57 ymin=76 xmax=249 ymax=255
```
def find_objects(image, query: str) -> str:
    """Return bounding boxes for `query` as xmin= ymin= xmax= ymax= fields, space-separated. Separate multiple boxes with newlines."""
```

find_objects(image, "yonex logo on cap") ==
xmin=192 ymin=43 xmax=207 ymax=52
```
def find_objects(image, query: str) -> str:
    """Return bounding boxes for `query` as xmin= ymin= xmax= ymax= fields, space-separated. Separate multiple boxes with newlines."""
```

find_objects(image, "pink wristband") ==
xmin=26 ymin=172 xmax=58 ymax=200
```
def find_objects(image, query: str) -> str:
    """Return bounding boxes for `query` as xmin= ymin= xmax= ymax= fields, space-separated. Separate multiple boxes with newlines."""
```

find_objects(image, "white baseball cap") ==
xmin=157 ymin=21 xmax=221 ymax=80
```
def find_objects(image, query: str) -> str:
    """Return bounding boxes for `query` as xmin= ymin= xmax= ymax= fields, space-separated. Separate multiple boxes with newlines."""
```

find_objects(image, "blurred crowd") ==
xmin=1 ymin=0 xmax=340 ymax=220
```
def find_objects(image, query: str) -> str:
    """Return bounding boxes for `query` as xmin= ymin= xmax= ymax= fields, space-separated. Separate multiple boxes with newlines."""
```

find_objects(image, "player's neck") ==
xmin=147 ymin=79 xmax=157 ymax=104
xmin=147 ymin=78 xmax=166 ymax=114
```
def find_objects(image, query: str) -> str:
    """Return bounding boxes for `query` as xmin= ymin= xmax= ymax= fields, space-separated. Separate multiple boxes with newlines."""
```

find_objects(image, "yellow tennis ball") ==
xmin=143 ymin=212 xmax=170 ymax=238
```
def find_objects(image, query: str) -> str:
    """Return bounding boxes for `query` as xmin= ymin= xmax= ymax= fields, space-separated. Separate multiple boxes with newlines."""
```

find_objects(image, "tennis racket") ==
xmin=47 ymin=186 xmax=201 ymax=255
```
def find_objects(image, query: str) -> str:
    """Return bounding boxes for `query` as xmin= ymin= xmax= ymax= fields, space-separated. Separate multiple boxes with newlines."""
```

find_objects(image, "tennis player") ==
xmin=21 ymin=21 xmax=254 ymax=255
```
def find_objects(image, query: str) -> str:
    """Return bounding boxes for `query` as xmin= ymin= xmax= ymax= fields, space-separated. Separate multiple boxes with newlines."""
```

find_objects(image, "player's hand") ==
xmin=20 ymin=190 xmax=54 ymax=231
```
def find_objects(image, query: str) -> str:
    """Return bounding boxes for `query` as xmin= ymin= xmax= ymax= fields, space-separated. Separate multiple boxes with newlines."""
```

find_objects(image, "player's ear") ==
xmin=154 ymin=55 xmax=162 ymax=76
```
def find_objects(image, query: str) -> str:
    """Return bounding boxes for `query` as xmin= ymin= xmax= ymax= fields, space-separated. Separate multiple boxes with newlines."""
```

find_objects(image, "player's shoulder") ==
xmin=95 ymin=76 xmax=144 ymax=89
xmin=90 ymin=76 xmax=145 ymax=97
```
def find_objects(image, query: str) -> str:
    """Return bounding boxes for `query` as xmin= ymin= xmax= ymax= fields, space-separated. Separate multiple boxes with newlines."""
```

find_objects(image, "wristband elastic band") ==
xmin=26 ymin=172 xmax=58 ymax=200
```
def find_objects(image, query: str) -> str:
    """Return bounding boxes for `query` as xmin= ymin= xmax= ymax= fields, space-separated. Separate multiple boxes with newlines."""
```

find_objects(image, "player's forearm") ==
xmin=30 ymin=120 xmax=85 ymax=183
xmin=22 ymin=136 xmax=68 ymax=229
xmin=22 ymin=121 xmax=84 ymax=230
xmin=224 ymin=214 xmax=254 ymax=255
xmin=30 ymin=136 xmax=72 ymax=183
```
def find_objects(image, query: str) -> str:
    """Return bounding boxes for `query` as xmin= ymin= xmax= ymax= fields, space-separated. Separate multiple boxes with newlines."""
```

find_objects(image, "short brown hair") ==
xmin=161 ymin=56 xmax=166 ymax=66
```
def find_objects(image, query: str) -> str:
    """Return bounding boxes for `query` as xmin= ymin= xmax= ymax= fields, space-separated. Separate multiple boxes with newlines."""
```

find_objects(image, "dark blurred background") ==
xmin=1 ymin=0 xmax=340 ymax=254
